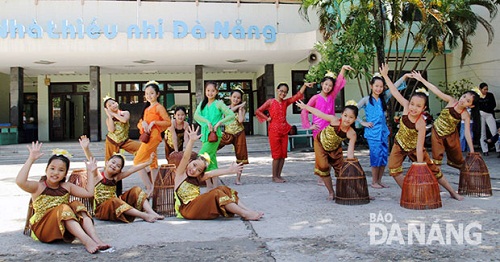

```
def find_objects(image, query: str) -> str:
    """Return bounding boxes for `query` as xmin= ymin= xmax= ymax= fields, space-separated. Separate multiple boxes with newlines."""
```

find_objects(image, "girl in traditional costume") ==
xmin=296 ymin=100 xmax=358 ymax=200
xmin=194 ymin=81 xmax=235 ymax=188
xmin=300 ymin=65 xmax=353 ymax=186
xmin=134 ymin=81 xmax=172 ymax=197
xmin=16 ymin=142 xmax=110 ymax=254
xmin=357 ymin=73 xmax=411 ymax=189
xmin=164 ymin=106 xmax=189 ymax=159
xmin=217 ymin=88 xmax=249 ymax=185
xmin=412 ymin=72 xmax=479 ymax=171
xmin=79 ymin=135 xmax=164 ymax=223
xmin=174 ymin=125 xmax=264 ymax=220
xmin=103 ymin=96 xmax=141 ymax=196
xmin=255 ymin=82 xmax=314 ymax=183
xmin=380 ymin=64 xmax=463 ymax=200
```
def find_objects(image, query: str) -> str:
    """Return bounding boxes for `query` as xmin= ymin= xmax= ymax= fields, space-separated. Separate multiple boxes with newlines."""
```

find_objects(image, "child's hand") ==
xmin=309 ymin=124 xmax=319 ymax=131
xmin=228 ymin=162 xmax=244 ymax=174
xmin=303 ymin=82 xmax=316 ymax=88
xmin=342 ymin=65 xmax=354 ymax=71
xmin=79 ymin=135 xmax=90 ymax=149
xmin=379 ymin=63 xmax=389 ymax=77
xmin=207 ymin=123 xmax=213 ymax=132
xmin=187 ymin=125 xmax=201 ymax=141
xmin=85 ymin=157 xmax=98 ymax=174
xmin=142 ymin=120 xmax=150 ymax=133
xmin=148 ymin=121 xmax=155 ymax=131
xmin=27 ymin=141 xmax=44 ymax=161
xmin=411 ymin=71 xmax=424 ymax=81
xmin=361 ymin=121 xmax=374 ymax=128
xmin=295 ymin=100 xmax=307 ymax=109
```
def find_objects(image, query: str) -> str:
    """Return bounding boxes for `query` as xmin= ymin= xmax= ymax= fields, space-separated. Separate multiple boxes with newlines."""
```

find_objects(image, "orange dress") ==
xmin=134 ymin=103 xmax=171 ymax=169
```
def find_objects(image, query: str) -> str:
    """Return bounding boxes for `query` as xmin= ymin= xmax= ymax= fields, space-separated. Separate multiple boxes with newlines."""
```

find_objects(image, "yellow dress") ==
xmin=30 ymin=183 xmax=89 ymax=243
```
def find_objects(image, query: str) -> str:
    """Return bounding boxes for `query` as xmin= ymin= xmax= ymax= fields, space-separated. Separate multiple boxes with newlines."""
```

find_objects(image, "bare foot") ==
xmin=272 ymin=178 xmax=286 ymax=183
xmin=379 ymin=182 xmax=389 ymax=188
xmin=371 ymin=183 xmax=383 ymax=189
xmin=235 ymin=180 xmax=242 ymax=185
xmin=369 ymin=196 xmax=375 ymax=200
xmin=152 ymin=212 xmax=165 ymax=220
xmin=451 ymin=192 xmax=465 ymax=201
xmin=84 ymin=242 xmax=99 ymax=254
xmin=242 ymin=210 xmax=264 ymax=221
xmin=98 ymin=244 xmax=112 ymax=251
xmin=144 ymin=213 xmax=158 ymax=223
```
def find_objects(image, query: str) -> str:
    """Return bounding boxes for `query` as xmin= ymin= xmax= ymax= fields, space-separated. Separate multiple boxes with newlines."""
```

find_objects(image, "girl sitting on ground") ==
xmin=16 ymin=142 xmax=110 ymax=254
xmin=174 ymin=125 xmax=264 ymax=220
xmin=79 ymin=135 xmax=164 ymax=223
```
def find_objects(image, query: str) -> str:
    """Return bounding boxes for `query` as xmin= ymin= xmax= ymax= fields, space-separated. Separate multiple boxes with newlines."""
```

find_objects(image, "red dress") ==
xmin=255 ymin=92 xmax=303 ymax=159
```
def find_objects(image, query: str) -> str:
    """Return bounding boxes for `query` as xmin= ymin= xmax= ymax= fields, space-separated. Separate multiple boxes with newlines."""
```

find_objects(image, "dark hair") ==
xmin=201 ymin=81 xmax=218 ymax=110
xmin=479 ymin=82 xmax=488 ymax=89
xmin=369 ymin=76 xmax=387 ymax=112
xmin=276 ymin=83 xmax=289 ymax=92
xmin=464 ymin=90 xmax=481 ymax=143
xmin=188 ymin=155 xmax=208 ymax=178
xmin=103 ymin=98 xmax=117 ymax=109
xmin=45 ymin=155 xmax=71 ymax=182
xmin=409 ymin=92 xmax=429 ymax=109
xmin=320 ymin=76 xmax=336 ymax=94
xmin=174 ymin=106 xmax=187 ymax=115
xmin=141 ymin=82 xmax=161 ymax=120
xmin=343 ymin=105 xmax=359 ymax=118
xmin=230 ymin=89 xmax=244 ymax=105
xmin=108 ymin=154 xmax=125 ymax=174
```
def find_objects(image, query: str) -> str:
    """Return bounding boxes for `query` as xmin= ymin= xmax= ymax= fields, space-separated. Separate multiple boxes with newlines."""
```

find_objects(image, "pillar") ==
xmin=89 ymin=66 xmax=101 ymax=141
xmin=10 ymin=67 xmax=24 ymax=143
xmin=264 ymin=64 xmax=274 ymax=100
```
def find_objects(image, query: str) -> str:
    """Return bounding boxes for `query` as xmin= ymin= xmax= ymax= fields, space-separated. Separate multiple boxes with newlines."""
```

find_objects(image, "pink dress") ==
xmin=300 ymin=74 xmax=346 ymax=138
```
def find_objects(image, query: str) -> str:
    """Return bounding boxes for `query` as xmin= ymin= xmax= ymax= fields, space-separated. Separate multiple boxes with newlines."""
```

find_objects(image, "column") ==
xmin=10 ymin=67 xmax=24 ymax=143
xmin=195 ymin=65 xmax=204 ymax=106
xmin=89 ymin=66 xmax=101 ymax=141
xmin=264 ymin=64 xmax=274 ymax=100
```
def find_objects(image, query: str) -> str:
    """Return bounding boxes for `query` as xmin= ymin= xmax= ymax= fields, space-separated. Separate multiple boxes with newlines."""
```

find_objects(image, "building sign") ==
xmin=0 ymin=18 xmax=277 ymax=43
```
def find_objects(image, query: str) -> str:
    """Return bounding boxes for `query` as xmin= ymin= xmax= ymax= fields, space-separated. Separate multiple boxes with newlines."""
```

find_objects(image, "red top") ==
xmin=255 ymin=92 xmax=304 ymax=135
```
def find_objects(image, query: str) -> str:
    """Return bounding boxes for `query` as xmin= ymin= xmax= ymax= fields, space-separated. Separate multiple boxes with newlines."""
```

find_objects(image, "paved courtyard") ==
xmin=0 ymin=136 xmax=498 ymax=261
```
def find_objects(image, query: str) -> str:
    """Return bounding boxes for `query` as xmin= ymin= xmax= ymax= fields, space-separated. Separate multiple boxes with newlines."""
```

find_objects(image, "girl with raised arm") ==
xmin=79 ymin=135 xmax=164 ymax=223
xmin=174 ymin=125 xmax=264 ymax=220
xmin=16 ymin=142 xmax=110 ymax=254
xmin=380 ymin=64 xmax=463 ymax=200
xmin=296 ymin=100 xmax=358 ymax=200
xmin=255 ymin=82 xmax=314 ymax=183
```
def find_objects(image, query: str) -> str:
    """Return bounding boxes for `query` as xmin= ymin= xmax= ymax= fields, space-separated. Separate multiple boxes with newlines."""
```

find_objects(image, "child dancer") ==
xmin=174 ymin=125 xmax=264 ymax=220
xmin=357 ymin=73 xmax=411 ymax=189
xmin=301 ymin=65 xmax=353 ymax=186
xmin=165 ymin=106 xmax=189 ymax=159
xmin=103 ymin=96 xmax=141 ymax=196
xmin=16 ymin=142 xmax=110 ymax=254
xmin=134 ymin=81 xmax=172 ymax=197
xmin=79 ymin=135 xmax=164 ymax=223
xmin=193 ymin=81 xmax=235 ymax=188
xmin=217 ymin=88 xmax=249 ymax=185
xmin=296 ymin=100 xmax=358 ymax=200
xmin=412 ymin=72 xmax=478 ymax=170
xmin=255 ymin=82 xmax=314 ymax=183
xmin=380 ymin=64 xmax=463 ymax=200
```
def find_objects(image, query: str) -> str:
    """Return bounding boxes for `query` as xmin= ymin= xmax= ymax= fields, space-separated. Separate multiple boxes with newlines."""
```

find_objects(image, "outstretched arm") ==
xmin=16 ymin=141 xmax=44 ymax=193
xmin=115 ymin=153 xmax=155 ymax=181
xmin=79 ymin=135 xmax=94 ymax=160
xmin=412 ymin=71 xmax=454 ymax=104
xmin=201 ymin=162 xmax=243 ymax=181
xmin=415 ymin=120 xmax=427 ymax=163
xmin=296 ymin=100 xmax=336 ymax=123
xmin=176 ymin=125 xmax=201 ymax=176
xmin=69 ymin=157 xmax=97 ymax=198
xmin=380 ymin=64 xmax=408 ymax=107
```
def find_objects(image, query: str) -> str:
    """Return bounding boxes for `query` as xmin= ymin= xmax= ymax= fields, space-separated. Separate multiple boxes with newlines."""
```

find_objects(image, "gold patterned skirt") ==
xmin=179 ymin=186 xmax=239 ymax=220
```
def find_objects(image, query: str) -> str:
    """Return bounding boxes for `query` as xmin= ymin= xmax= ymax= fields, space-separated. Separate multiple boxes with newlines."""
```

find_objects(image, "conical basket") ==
xmin=400 ymin=163 xmax=442 ymax=210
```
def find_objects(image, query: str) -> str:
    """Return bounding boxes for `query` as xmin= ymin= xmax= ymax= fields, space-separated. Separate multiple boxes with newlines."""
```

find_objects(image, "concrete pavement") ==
xmin=0 ymin=136 xmax=498 ymax=261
